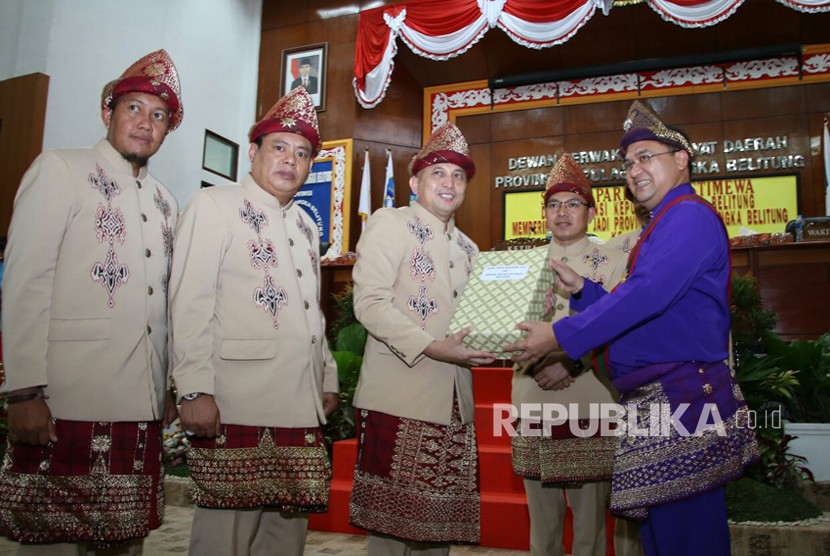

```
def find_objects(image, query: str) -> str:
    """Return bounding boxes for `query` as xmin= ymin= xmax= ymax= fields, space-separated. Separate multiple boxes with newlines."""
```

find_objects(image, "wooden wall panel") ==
xmin=0 ymin=73 xmax=49 ymax=237
xmin=563 ymin=102 xmax=626 ymax=136
xmin=721 ymin=87 xmax=807 ymax=121
xmin=742 ymin=242 xmax=830 ymax=340
xmin=650 ymin=93 xmax=723 ymax=127
xmin=805 ymin=82 xmax=830 ymax=113
xmin=457 ymin=113 xmax=491 ymax=145
xmin=261 ymin=0 xmax=308 ymax=29
xmin=453 ymin=84 xmax=828 ymax=250
xmin=257 ymin=26 xmax=308 ymax=119
xmin=716 ymin=1 xmax=801 ymax=51
xmin=258 ymin=0 xmax=830 ymax=253
xmin=722 ymin=113 xmax=812 ymax=214
xmin=260 ymin=1 xmax=424 ymax=254
xmin=354 ymin=52 xmax=422 ymax=148
xmin=490 ymin=107 xmax=563 ymax=143
xmin=455 ymin=142 xmax=493 ymax=251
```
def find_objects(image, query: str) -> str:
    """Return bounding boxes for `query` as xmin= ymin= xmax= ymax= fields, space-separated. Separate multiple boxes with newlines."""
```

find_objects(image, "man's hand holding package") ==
xmin=424 ymin=326 xmax=497 ymax=367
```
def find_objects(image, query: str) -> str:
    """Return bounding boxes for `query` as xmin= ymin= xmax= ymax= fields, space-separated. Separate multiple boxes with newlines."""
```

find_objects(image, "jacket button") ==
xmin=136 ymin=180 xmax=142 ymax=189
xmin=141 ymin=213 xmax=147 ymax=222
xmin=449 ymin=261 xmax=454 ymax=269
xmin=557 ymin=303 xmax=564 ymax=310
xmin=311 ymin=335 xmax=317 ymax=344
xmin=146 ymin=325 xmax=152 ymax=335
xmin=304 ymin=301 xmax=310 ymax=309
xmin=145 ymin=249 xmax=151 ymax=257
xmin=297 ymin=269 xmax=303 ymax=277
xmin=561 ymin=256 xmax=568 ymax=263
xmin=148 ymin=286 xmax=154 ymax=295
xmin=453 ymin=290 xmax=458 ymax=298
xmin=289 ymin=238 xmax=294 ymax=246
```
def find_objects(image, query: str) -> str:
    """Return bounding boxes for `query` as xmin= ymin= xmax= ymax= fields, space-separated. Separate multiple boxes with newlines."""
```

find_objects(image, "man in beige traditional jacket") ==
xmin=511 ymin=154 xmax=628 ymax=556
xmin=169 ymin=86 xmax=338 ymax=556
xmin=0 ymin=49 xmax=182 ymax=555
xmin=348 ymin=122 xmax=496 ymax=556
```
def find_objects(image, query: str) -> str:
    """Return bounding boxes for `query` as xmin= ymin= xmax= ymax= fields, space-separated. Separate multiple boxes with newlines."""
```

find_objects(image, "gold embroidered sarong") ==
xmin=349 ymin=407 xmax=480 ymax=544
xmin=187 ymin=424 xmax=330 ymax=512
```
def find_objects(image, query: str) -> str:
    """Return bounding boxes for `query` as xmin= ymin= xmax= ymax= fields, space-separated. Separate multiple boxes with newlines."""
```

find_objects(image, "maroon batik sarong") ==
xmin=186 ymin=424 xmax=330 ymax=512
xmin=0 ymin=420 xmax=163 ymax=544
xmin=349 ymin=406 xmax=480 ymax=544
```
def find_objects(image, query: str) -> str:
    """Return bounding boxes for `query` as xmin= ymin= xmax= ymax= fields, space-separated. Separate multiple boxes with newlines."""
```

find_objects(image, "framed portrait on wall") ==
xmin=295 ymin=139 xmax=353 ymax=259
xmin=202 ymin=130 xmax=238 ymax=181
xmin=281 ymin=43 xmax=327 ymax=112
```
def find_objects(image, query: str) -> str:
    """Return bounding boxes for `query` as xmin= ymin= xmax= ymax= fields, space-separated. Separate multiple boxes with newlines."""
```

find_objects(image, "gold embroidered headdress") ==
xmin=409 ymin=122 xmax=475 ymax=179
xmin=619 ymin=100 xmax=694 ymax=159
xmin=249 ymin=86 xmax=321 ymax=155
xmin=542 ymin=153 xmax=594 ymax=207
xmin=101 ymin=49 xmax=183 ymax=132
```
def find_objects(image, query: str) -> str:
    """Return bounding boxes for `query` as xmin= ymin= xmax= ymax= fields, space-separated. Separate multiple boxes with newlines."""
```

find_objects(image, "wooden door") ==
xmin=0 ymin=72 xmax=49 ymax=237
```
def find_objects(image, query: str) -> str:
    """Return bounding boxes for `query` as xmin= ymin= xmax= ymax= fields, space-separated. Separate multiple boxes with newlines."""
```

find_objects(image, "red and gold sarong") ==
xmin=186 ymin=424 xmax=330 ymax=512
xmin=349 ymin=407 xmax=480 ymax=544
xmin=0 ymin=420 xmax=163 ymax=544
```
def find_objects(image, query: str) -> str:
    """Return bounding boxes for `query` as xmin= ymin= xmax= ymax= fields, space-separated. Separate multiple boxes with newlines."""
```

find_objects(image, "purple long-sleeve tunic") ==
xmin=553 ymin=183 xmax=731 ymax=379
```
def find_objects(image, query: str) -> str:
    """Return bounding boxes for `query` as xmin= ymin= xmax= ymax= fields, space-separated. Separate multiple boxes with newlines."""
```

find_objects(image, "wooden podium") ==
xmin=731 ymin=240 xmax=830 ymax=341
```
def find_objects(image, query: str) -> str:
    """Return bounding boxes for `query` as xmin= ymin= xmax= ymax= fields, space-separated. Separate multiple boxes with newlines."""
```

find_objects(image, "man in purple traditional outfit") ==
xmin=505 ymin=100 xmax=759 ymax=556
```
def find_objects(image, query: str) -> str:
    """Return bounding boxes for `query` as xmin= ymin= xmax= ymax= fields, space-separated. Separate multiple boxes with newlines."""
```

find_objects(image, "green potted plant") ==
xmin=324 ymin=285 xmax=367 ymax=447
xmin=779 ymin=332 xmax=830 ymax=481
xmin=727 ymin=273 xmax=822 ymax=522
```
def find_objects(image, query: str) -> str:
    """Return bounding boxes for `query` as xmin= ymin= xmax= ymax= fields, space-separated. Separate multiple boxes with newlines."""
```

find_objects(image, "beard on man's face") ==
xmin=121 ymin=152 xmax=149 ymax=169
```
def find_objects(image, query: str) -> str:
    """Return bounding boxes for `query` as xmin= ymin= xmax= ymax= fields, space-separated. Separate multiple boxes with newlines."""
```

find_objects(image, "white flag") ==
xmin=383 ymin=150 xmax=395 ymax=208
xmin=358 ymin=150 xmax=371 ymax=231
xmin=824 ymin=120 xmax=830 ymax=216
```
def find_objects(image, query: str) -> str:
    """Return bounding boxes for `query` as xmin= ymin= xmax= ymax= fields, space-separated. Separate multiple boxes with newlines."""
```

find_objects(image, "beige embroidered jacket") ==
xmin=352 ymin=202 xmax=479 ymax=426
xmin=169 ymin=174 xmax=337 ymax=428
xmin=2 ymin=139 xmax=177 ymax=421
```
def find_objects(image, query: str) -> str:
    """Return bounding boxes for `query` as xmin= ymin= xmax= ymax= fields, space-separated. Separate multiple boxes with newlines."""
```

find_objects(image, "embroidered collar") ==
xmin=547 ymin=235 xmax=592 ymax=258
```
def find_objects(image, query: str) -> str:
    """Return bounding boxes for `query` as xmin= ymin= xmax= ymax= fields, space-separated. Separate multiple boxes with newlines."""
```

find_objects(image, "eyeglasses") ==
xmin=622 ymin=150 xmax=679 ymax=172
xmin=545 ymin=199 xmax=589 ymax=211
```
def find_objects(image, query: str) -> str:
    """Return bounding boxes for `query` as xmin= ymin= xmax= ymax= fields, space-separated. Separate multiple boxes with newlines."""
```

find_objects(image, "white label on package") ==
xmin=479 ymin=265 xmax=530 ymax=281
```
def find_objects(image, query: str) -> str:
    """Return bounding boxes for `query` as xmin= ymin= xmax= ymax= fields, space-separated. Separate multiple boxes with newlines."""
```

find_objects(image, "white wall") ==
xmin=0 ymin=0 xmax=262 ymax=205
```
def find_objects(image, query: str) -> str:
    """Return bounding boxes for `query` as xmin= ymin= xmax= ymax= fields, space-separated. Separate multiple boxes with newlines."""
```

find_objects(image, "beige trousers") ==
xmin=523 ymin=479 xmax=608 ymax=556
xmin=613 ymin=515 xmax=644 ymax=556
xmin=366 ymin=533 xmax=450 ymax=556
xmin=188 ymin=507 xmax=308 ymax=556
xmin=17 ymin=539 xmax=142 ymax=556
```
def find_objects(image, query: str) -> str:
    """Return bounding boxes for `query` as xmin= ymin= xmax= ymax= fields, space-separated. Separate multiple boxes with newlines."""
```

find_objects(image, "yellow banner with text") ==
xmin=503 ymin=175 xmax=798 ymax=241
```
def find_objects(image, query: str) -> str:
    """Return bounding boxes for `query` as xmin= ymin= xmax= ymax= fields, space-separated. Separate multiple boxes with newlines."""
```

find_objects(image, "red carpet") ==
xmin=310 ymin=366 xmax=618 ymax=553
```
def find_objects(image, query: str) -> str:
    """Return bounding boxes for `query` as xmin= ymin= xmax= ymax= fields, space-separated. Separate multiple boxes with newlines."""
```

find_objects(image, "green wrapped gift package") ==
xmin=449 ymin=247 xmax=554 ymax=357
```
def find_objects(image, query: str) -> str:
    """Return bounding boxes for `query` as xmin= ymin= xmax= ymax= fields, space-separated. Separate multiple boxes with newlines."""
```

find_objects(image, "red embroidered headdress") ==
xmin=249 ymin=87 xmax=321 ymax=155
xmin=542 ymin=153 xmax=595 ymax=208
xmin=409 ymin=122 xmax=475 ymax=180
xmin=101 ymin=49 xmax=183 ymax=132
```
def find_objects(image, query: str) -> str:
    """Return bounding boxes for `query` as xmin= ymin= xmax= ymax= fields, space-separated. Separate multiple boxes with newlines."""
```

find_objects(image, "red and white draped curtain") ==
xmin=353 ymin=0 xmax=830 ymax=108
